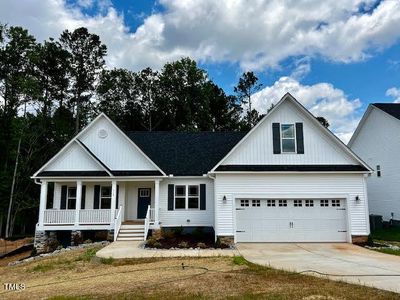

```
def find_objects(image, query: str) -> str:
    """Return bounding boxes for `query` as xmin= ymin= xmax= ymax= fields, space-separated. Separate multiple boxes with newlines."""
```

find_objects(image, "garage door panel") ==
xmin=236 ymin=198 xmax=347 ymax=242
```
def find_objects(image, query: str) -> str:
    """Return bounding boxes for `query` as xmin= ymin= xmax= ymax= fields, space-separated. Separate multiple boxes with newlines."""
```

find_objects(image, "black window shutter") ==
xmin=200 ymin=184 xmax=206 ymax=210
xmin=116 ymin=185 xmax=119 ymax=209
xmin=296 ymin=122 xmax=304 ymax=154
xmin=94 ymin=185 xmax=100 ymax=209
xmin=81 ymin=185 xmax=86 ymax=209
xmin=168 ymin=184 xmax=174 ymax=211
xmin=60 ymin=185 xmax=67 ymax=209
xmin=272 ymin=123 xmax=281 ymax=154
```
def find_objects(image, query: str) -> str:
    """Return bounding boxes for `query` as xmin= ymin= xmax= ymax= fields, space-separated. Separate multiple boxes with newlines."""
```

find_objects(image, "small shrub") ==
xmin=152 ymin=229 xmax=164 ymax=241
xmin=146 ymin=237 xmax=159 ymax=248
xmin=192 ymin=227 xmax=205 ymax=239
xmin=367 ymin=234 xmax=374 ymax=246
xmin=83 ymin=239 xmax=93 ymax=244
xmin=79 ymin=248 xmax=97 ymax=262
xmin=153 ymin=242 xmax=162 ymax=248
xmin=178 ymin=241 xmax=189 ymax=248
xmin=233 ymin=256 xmax=247 ymax=265
xmin=173 ymin=226 xmax=184 ymax=236
xmin=197 ymin=242 xmax=207 ymax=249
xmin=100 ymin=257 xmax=114 ymax=264
xmin=162 ymin=229 xmax=175 ymax=239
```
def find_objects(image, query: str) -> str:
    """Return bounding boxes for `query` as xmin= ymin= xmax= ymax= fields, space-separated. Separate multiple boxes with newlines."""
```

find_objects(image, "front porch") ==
xmin=36 ymin=179 xmax=161 ymax=240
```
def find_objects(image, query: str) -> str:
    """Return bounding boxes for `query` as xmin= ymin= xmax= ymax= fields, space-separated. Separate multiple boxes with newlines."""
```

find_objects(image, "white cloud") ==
xmin=386 ymin=87 xmax=400 ymax=103
xmin=252 ymin=77 xmax=362 ymax=142
xmin=1 ymin=0 xmax=400 ymax=71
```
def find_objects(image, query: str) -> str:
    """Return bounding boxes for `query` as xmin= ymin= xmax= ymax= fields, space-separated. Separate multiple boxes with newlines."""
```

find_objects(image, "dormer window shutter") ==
xmin=272 ymin=123 xmax=281 ymax=154
xmin=168 ymin=184 xmax=174 ymax=211
xmin=296 ymin=122 xmax=304 ymax=154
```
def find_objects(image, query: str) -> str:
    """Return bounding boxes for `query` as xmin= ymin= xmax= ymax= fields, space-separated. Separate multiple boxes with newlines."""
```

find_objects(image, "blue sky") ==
xmin=1 ymin=0 xmax=400 ymax=141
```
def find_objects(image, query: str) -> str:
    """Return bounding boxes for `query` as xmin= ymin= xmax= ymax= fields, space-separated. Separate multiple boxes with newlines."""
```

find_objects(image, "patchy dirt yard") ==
xmin=0 ymin=246 xmax=399 ymax=300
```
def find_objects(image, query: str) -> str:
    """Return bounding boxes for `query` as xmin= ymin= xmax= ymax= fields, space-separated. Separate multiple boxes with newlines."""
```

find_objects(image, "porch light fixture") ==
xmin=222 ymin=195 xmax=227 ymax=204
xmin=355 ymin=195 xmax=360 ymax=202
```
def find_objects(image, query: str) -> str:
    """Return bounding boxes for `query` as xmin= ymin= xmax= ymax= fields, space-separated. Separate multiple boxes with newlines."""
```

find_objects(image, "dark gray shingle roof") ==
xmin=127 ymin=131 xmax=247 ymax=176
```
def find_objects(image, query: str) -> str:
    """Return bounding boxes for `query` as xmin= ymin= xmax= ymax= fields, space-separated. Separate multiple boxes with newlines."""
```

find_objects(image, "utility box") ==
xmin=369 ymin=214 xmax=383 ymax=231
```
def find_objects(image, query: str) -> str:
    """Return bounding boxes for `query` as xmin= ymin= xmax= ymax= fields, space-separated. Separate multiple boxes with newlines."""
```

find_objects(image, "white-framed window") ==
xmin=294 ymin=200 xmax=302 ymax=207
xmin=67 ymin=187 xmax=76 ymax=209
xmin=100 ymin=186 xmax=112 ymax=209
xmin=175 ymin=185 xmax=199 ymax=209
xmin=240 ymin=199 xmax=249 ymax=207
xmin=188 ymin=185 xmax=199 ymax=209
xmin=175 ymin=185 xmax=186 ymax=209
xmin=267 ymin=200 xmax=276 ymax=207
xmin=305 ymin=200 xmax=314 ymax=207
xmin=278 ymin=200 xmax=287 ymax=207
xmin=320 ymin=199 xmax=329 ymax=207
xmin=376 ymin=165 xmax=381 ymax=177
xmin=331 ymin=199 xmax=341 ymax=207
xmin=252 ymin=200 xmax=260 ymax=207
xmin=281 ymin=124 xmax=296 ymax=153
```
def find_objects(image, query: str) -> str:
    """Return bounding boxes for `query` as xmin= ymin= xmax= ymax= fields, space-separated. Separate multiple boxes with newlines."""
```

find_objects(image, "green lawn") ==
xmin=375 ymin=248 xmax=400 ymax=256
xmin=371 ymin=227 xmax=400 ymax=242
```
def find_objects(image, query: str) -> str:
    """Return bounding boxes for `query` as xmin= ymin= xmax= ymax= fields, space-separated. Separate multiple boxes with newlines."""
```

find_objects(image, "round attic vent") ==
xmin=98 ymin=129 xmax=108 ymax=139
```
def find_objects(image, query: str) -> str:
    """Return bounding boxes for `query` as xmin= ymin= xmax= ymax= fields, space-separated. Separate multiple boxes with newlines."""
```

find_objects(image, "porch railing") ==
xmin=114 ymin=206 xmax=123 ymax=242
xmin=44 ymin=210 xmax=75 ymax=224
xmin=144 ymin=205 xmax=151 ymax=240
xmin=80 ymin=209 xmax=112 ymax=224
xmin=149 ymin=208 xmax=155 ymax=225
xmin=43 ymin=209 xmax=118 ymax=225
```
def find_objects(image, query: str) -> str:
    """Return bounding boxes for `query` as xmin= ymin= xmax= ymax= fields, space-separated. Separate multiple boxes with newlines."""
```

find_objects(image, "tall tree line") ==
xmin=0 ymin=24 xmax=261 ymax=238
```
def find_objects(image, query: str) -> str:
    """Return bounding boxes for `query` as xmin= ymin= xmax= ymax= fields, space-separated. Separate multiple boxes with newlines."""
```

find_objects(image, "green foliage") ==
xmin=173 ymin=226 xmax=184 ymax=236
xmin=375 ymin=248 xmax=400 ymax=256
xmin=371 ymin=227 xmax=400 ymax=242
xmin=78 ymin=248 xmax=98 ymax=262
xmin=100 ymin=257 xmax=114 ymax=264
xmin=233 ymin=256 xmax=247 ymax=265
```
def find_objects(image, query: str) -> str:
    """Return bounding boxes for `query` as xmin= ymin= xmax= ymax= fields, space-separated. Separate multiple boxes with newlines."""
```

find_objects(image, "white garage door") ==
xmin=236 ymin=199 xmax=347 ymax=242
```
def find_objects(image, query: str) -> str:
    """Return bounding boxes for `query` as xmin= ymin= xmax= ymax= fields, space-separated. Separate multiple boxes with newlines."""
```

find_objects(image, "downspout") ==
xmin=207 ymin=172 xmax=218 ymax=241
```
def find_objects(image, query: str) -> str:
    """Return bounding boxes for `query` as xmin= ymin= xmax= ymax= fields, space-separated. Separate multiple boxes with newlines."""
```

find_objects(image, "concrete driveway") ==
xmin=237 ymin=243 xmax=400 ymax=293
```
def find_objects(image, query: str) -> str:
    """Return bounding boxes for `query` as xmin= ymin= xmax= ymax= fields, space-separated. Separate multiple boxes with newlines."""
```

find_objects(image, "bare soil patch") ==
xmin=0 ymin=246 xmax=398 ymax=300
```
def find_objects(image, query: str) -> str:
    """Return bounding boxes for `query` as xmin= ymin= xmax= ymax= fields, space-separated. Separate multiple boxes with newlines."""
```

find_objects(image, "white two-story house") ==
xmin=32 ymin=93 xmax=372 ymax=250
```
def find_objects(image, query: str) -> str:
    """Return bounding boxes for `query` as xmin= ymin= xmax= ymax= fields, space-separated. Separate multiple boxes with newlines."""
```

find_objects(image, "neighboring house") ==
xmin=32 ymin=93 xmax=372 ymax=251
xmin=349 ymin=103 xmax=400 ymax=223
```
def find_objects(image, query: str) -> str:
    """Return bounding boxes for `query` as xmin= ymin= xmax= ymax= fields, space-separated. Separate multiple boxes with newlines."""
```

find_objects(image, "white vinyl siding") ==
xmin=79 ymin=117 xmax=158 ymax=171
xmin=45 ymin=142 xmax=104 ymax=172
xmin=214 ymin=173 xmax=369 ymax=239
xmin=350 ymin=107 xmax=400 ymax=221
xmin=159 ymin=178 xmax=214 ymax=227
xmin=221 ymin=100 xmax=358 ymax=165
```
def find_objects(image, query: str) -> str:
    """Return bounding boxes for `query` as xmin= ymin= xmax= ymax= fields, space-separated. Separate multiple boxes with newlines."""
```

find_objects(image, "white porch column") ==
xmin=154 ymin=179 xmax=160 ymax=227
xmin=38 ymin=180 xmax=48 ymax=229
xmin=75 ymin=181 xmax=82 ymax=226
xmin=110 ymin=180 xmax=117 ymax=222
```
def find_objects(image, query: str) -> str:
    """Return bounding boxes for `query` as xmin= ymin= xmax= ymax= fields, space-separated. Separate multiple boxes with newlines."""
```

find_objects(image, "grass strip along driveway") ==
xmin=0 ymin=246 xmax=399 ymax=299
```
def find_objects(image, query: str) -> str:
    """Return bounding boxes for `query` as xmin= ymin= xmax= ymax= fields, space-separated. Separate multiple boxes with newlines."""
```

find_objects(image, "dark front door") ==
xmin=137 ymin=188 xmax=151 ymax=219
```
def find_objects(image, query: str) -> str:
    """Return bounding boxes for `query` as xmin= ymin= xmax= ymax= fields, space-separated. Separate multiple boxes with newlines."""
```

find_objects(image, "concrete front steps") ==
xmin=117 ymin=223 xmax=146 ymax=241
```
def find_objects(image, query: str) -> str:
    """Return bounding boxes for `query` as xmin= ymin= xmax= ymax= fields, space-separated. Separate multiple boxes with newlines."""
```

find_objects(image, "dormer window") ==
xmin=281 ymin=124 xmax=296 ymax=153
xmin=272 ymin=122 xmax=304 ymax=154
